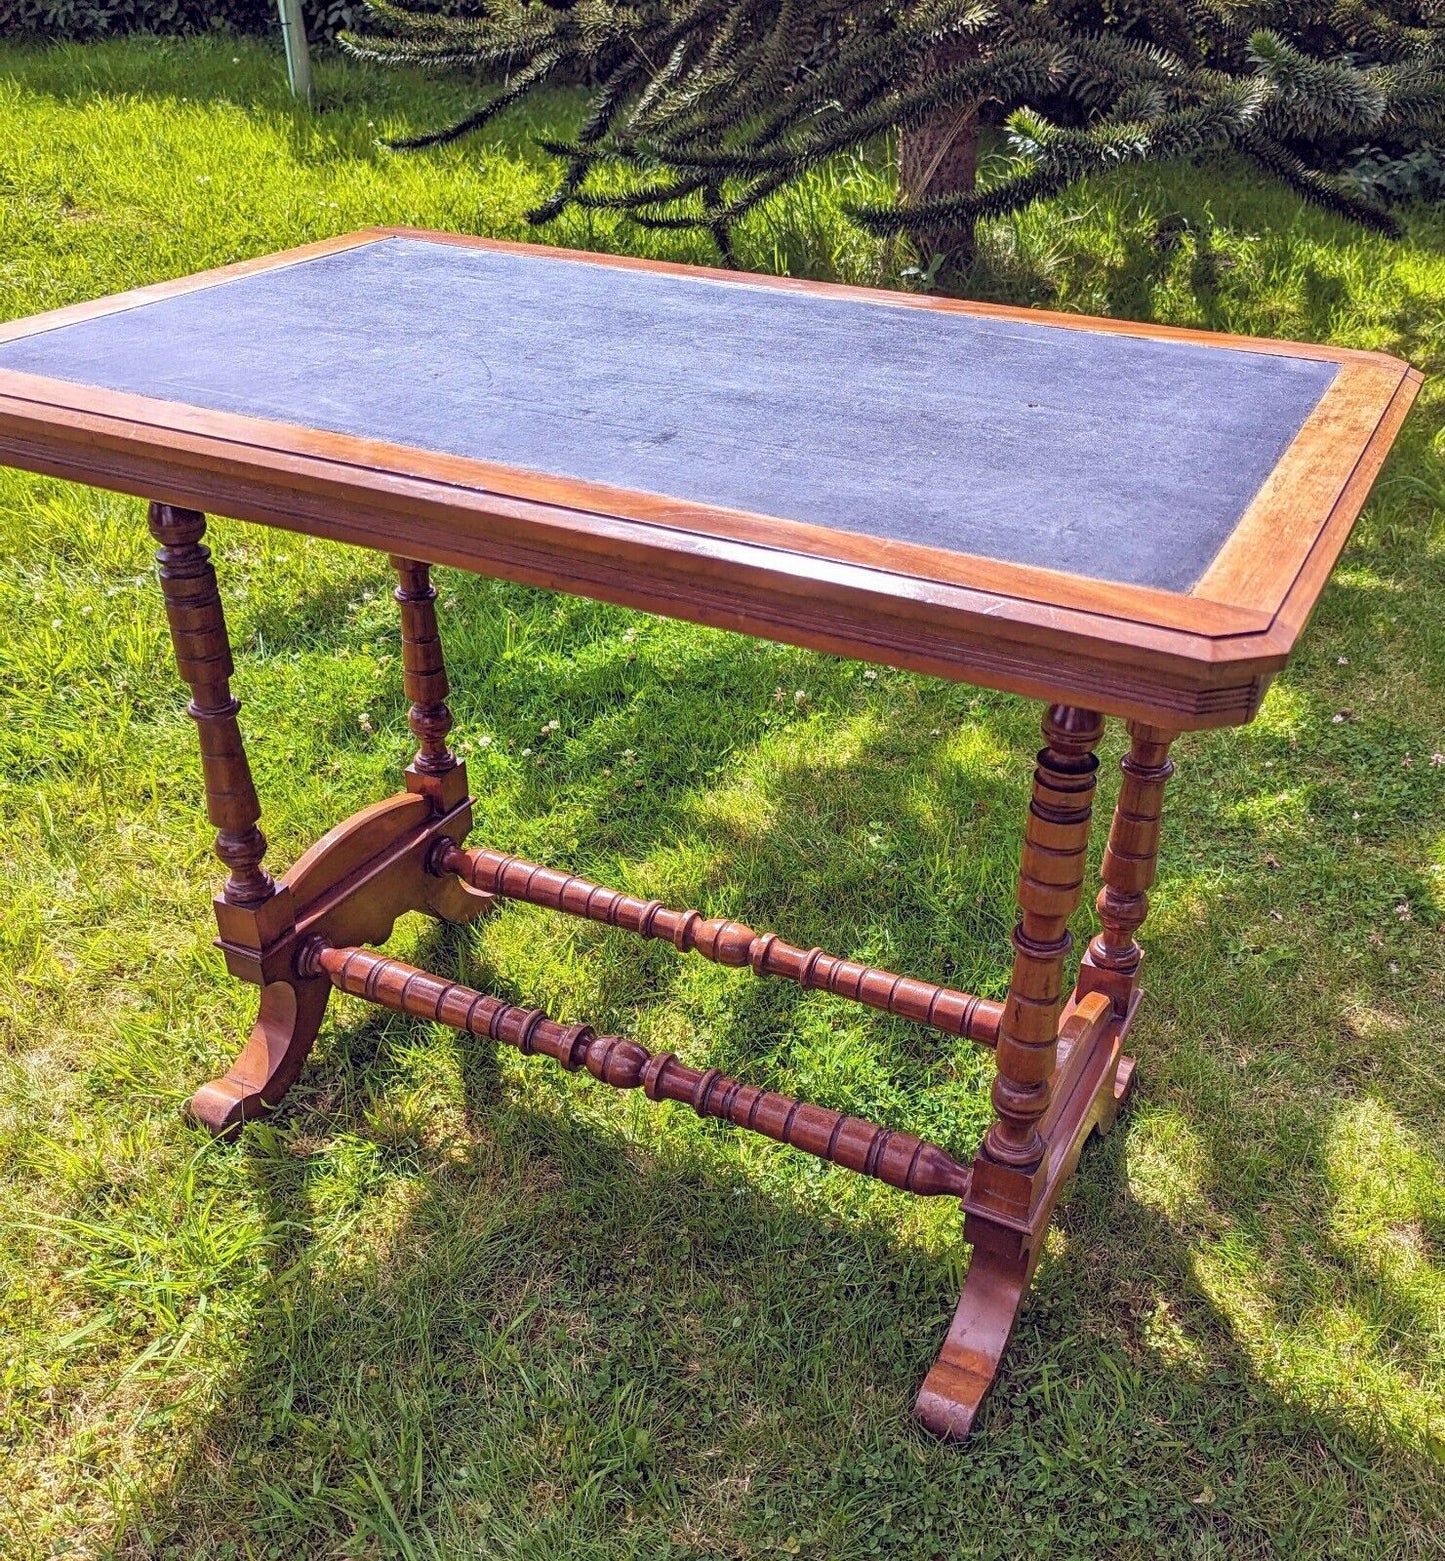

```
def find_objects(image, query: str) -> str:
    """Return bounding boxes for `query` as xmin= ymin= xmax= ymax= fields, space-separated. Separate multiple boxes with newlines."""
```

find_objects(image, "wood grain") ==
xmin=392 ymin=556 xmax=456 ymax=777
xmin=147 ymin=502 xmax=274 ymax=909
xmin=1193 ymin=361 xmax=1421 ymax=609
xmin=1077 ymin=723 xmax=1177 ymax=1015
xmin=984 ymin=706 xmax=1104 ymax=1170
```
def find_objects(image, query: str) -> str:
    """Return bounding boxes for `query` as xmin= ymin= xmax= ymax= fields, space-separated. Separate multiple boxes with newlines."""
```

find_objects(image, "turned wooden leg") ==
xmin=1077 ymin=723 xmax=1177 ymax=1014
xmin=391 ymin=556 xmax=491 ymax=925
xmin=984 ymin=704 xmax=1104 ymax=1174
xmin=148 ymin=502 xmax=328 ymax=1135
xmin=1074 ymin=720 xmax=1176 ymax=1136
xmin=914 ymin=704 xmax=1103 ymax=1440
xmin=392 ymin=555 xmax=460 ymax=797
xmin=150 ymin=503 xmax=275 ymax=910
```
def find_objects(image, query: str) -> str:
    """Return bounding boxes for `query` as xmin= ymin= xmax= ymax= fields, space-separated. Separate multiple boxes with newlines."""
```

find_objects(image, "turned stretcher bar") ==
xmin=434 ymin=842 xmax=1004 ymax=1046
xmin=301 ymin=938 xmax=976 ymax=1198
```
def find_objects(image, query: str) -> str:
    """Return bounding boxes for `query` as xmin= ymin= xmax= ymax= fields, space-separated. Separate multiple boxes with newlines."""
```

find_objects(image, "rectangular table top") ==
xmin=0 ymin=228 xmax=1420 ymax=728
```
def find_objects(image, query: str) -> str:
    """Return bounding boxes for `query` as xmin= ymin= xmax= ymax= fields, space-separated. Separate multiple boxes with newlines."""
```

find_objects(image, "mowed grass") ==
xmin=0 ymin=32 xmax=1443 ymax=1561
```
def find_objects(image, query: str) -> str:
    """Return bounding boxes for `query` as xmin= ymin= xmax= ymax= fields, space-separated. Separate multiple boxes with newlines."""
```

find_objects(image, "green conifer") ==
xmin=343 ymin=0 xmax=1445 ymax=265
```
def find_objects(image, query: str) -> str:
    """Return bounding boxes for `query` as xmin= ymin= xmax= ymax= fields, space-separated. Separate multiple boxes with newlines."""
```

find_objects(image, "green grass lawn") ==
xmin=1 ymin=32 xmax=1443 ymax=1561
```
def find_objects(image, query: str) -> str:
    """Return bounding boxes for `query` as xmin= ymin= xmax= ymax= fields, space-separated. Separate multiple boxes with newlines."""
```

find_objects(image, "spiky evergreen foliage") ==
xmin=343 ymin=1 xmax=1445 ymax=262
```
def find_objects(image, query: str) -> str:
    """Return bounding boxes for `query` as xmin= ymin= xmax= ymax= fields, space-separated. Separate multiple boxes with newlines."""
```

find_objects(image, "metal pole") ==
xmin=275 ymin=0 xmax=312 ymax=102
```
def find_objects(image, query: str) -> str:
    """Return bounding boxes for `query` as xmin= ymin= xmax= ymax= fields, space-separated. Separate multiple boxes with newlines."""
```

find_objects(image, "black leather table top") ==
xmin=0 ymin=235 xmax=1338 ymax=591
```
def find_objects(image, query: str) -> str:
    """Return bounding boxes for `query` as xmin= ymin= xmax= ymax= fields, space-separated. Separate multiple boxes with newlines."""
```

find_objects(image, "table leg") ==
xmin=1074 ymin=721 xmax=1177 ymax=1137
xmin=148 ymin=502 xmax=327 ymax=1135
xmin=984 ymin=704 xmax=1105 ymax=1174
xmin=391 ymin=556 xmax=457 ymax=788
xmin=390 ymin=556 xmax=491 ymax=924
xmin=149 ymin=504 xmax=275 ymax=909
xmin=914 ymin=703 xmax=1104 ymax=1438
xmin=1077 ymin=720 xmax=1177 ymax=1011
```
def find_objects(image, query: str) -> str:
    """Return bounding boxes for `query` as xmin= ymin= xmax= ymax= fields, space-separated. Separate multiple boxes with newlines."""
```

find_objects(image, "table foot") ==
xmin=189 ymin=976 xmax=331 ymax=1137
xmin=191 ymin=790 xmax=484 ymax=1138
xmin=920 ymin=993 xmax=1138 ymax=1438
xmin=1097 ymin=1051 xmax=1137 ymax=1137
xmin=913 ymin=1241 xmax=1035 ymax=1440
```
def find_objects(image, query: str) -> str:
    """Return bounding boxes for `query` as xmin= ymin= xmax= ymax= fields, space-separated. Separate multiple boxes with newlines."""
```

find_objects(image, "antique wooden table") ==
xmin=0 ymin=229 xmax=1420 ymax=1440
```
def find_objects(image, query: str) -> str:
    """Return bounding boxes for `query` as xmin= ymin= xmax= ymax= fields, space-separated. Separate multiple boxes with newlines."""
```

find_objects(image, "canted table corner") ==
xmin=0 ymin=229 xmax=1420 ymax=1442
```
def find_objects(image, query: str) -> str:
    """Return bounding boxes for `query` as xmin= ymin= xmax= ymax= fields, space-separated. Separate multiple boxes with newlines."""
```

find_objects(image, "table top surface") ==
xmin=0 ymin=233 xmax=1341 ymax=595
xmin=0 ymin=228 xmax=1420 ymax=728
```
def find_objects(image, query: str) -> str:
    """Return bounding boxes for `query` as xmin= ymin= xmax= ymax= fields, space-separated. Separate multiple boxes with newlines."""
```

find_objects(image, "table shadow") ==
xmin=103 ymin=669 xmax=1445 ymax=1555
xmin=111 ymin=977 xmax=1445 ymax=1556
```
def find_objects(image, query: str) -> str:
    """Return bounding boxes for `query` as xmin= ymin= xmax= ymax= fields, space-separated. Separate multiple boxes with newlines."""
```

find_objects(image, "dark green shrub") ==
xmin=344 ymin=0 xmax=1445 ymax=265
xmin=1348 ymin=137 xmax=1445 ymax=204
xmin=0 ymin=0 xmax=362 ymax=41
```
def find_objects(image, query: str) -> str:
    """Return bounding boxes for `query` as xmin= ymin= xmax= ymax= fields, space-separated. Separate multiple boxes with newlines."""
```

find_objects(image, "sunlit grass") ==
xmin=0 ymin=30 xmax=1442 ymax=1561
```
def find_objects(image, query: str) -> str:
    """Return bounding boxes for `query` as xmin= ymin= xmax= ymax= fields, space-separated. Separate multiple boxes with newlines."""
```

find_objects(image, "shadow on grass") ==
xmin=116 ymin=1009 xmax=1445 ymax=1558
xmin=108 ymin=656 xmax=1445 ymax=1556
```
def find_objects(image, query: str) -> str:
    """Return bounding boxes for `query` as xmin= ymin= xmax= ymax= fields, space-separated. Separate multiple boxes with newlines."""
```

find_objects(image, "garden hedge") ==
xmin=0 ymin=0 xmax=362 ymax=41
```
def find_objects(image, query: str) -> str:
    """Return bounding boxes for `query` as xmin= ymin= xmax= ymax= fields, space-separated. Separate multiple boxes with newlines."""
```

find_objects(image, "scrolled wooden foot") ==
xmin=913 ymin=1242 xmax=1036 ymax=1441
xmin=1095 ymin=1051 xmax=1138 ymax=1138
xmin=188 ymin=976 xmax=331 ymax=1138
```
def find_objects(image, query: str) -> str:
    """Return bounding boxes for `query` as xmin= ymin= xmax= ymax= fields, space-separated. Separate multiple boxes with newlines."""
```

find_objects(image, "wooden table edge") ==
xmin=1 ymin=226 xmax=1420 ymax=729
xmin=1268 ymin=366 xmax=1426 ymax=646
xmin=0 ymin=228 xmax=1416 ymax=637
xmin=1190 ymin=359 xmax=1423 ymax=611
xmin=0 ymin=229 xmax=384 ymax=347
xmin=0 ymin=388 xmax=1286 ymax=729
xmin=0 ymin=366 xmax=1273 ymax=643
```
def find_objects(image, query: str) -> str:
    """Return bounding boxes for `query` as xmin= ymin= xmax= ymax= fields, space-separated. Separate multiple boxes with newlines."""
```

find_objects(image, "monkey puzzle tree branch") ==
xmin=343 ymin=0 xmax=1444 ymax=265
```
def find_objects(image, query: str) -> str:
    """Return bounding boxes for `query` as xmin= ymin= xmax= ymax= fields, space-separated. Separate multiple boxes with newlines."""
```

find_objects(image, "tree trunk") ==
xmin=898 ymin=39 xmax=981 ymax=270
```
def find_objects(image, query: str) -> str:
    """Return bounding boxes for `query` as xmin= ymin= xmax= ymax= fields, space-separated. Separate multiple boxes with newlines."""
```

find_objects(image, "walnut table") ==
xmin=0 ymin=229 xmax=1420 ymax=1440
